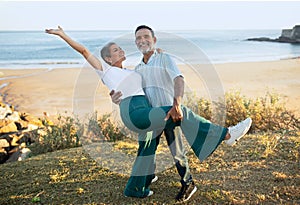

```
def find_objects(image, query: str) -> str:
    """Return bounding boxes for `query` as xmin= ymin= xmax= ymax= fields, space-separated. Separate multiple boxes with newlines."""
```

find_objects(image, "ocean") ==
xmin=1 ymin=30 xmax=300 ymax=69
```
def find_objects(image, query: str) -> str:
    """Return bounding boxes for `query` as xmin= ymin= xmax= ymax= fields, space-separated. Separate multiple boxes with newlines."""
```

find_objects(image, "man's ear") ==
xmin=153 ymin=36 xmax=157 ymax=44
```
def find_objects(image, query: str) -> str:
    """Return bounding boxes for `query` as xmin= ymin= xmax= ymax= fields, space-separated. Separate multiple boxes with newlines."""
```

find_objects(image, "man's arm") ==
xmin=174 ymin=75 xmax=184 ymax=105
xmin=165 ymin=76 xmax=184 ymax=122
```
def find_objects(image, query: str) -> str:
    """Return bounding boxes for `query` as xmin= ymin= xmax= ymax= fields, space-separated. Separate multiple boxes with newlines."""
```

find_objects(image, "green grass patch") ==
xmin=0 ymin=134 xmax=299 ymax=204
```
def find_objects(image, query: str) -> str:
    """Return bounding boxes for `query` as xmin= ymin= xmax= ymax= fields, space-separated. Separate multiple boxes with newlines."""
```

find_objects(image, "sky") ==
xmin=0 ymin=1 xmax=299 ymax=31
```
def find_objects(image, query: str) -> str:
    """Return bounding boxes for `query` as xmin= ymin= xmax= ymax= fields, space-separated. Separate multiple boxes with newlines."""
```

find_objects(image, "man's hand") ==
xmin=109 ymin=90 xmax=122 ymax=105
xmin=164 ymin=104 xmax=183 ymax=122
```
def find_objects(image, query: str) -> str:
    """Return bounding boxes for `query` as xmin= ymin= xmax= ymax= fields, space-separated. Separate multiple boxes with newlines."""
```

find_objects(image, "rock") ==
xmin=6 ymin=147 xmax=21 ymax=163
xmin=247 ymin=37 xmax=274 ymax=41
xmin=277 ymin=36 xmax=300 ymax=43
xmin=6 ymin=111 xmax=20 ymax=122
xmin=0 ymin=118 xmax=12 ymax=128
xmin=0 ymin=148 xmax=8 ymax=163
xmin=15 ymin=120 xmax=28 ymax=130
xmin=1 ymin=131 xmax=42 ymax=162
xmin=247 ymin=37 xmax=273 ymax=42
xmin=10 ymin=134 xmax=24 ymax=146
xmin=26 ymin=124 xmax=40 ymax=132
xmin=0 ymin=122 xmax=18 ymax=133
xmin=19 ymin=147 xmax=31 ymax=161
xmin=20 ymin=112 xmax=43 ymax=127
xmin=16 ymin=132 xmax=35 ymax=145
xmin=0 ymin=102 xmax=46 ymax=163
xmin=246 ymin=25 xmax=300 ymax=44
xmin=5 ymin=147 xmax=31 ymax=162
xmin=0 ymin=139 xmax=10 ymax=148
xmin=0 ymin=105 xmax=12 ymax=120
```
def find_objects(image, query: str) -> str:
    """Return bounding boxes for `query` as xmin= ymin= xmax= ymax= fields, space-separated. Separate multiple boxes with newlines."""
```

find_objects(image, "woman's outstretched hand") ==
xmin=45 ymin=26 xmax=65 ymax=36
xmin=45 ymin=25 xmax=103 ymax=71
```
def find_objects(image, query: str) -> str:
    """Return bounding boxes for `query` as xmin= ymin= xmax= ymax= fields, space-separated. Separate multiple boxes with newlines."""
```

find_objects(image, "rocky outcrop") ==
xmin=247 ymin=25 xmax=300 ymax=44
xmin=0 ymin=102 xmax=51 ymax=163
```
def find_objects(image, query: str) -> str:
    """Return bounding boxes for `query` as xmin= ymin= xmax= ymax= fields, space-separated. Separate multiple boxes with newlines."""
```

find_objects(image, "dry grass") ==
xmin=0 ymin=133 xmax=299 ymax=204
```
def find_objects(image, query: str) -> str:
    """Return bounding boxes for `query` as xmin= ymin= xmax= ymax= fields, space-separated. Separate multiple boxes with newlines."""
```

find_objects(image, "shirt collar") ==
xmin=139 ymin=49 xmax=158 ymax=65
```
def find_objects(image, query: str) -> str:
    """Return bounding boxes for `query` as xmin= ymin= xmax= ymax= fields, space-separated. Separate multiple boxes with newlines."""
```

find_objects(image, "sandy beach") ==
xmin=0 ymin=58 xmax=299 ymax=119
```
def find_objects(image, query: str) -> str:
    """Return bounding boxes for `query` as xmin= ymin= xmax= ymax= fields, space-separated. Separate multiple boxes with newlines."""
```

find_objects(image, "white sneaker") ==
xmin=225 ymin=117 xmax=252 ymax=146
xmin=147 ymin=190 xmax=154 ymax=197
xmin=151 ymin=175 xmax=158 ymax=183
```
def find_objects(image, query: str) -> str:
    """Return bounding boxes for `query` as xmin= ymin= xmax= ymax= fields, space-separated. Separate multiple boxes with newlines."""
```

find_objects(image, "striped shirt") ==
xmin=135 ymin=51 xmax=183 ymax=107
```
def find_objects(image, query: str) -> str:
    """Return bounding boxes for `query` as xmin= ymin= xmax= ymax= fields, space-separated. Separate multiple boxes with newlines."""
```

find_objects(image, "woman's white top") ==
xmin=95 ymin=65 xmax=145 ymax=99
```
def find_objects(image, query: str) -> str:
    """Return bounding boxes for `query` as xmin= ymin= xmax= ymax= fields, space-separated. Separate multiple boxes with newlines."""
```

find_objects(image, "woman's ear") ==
xmin=104 ymin=57 xmax=112 ymax=65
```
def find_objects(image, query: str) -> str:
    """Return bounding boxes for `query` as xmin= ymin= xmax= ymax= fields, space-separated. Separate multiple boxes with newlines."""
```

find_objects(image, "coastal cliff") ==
xmin=247 ymin=25 xmax=300 ymax=43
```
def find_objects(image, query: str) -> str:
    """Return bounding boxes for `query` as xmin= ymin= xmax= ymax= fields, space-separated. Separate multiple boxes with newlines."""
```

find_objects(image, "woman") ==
xmin=46 ymin=26 xmax=252 ymax=198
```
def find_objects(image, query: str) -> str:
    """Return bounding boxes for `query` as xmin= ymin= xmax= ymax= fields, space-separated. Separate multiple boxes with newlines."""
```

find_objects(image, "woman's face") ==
xmin=108 ymin=44 xmax=126 ymax=66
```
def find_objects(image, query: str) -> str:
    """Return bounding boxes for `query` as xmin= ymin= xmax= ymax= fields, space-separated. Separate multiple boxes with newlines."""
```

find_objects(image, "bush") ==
xmin=247 ymin=92 xmax=289 ymax=132
xmin=185 ymin=90 xmax=300 ymax=135
xmin=30 ymin=90 xmax=299 ymax=156
xmin=29 ymin=114 xmax=82 ymax=155
xmin=185 ymin=93 xmax=212 ymax=121
xmin=86 ymin=112 xmax=126 ymax=142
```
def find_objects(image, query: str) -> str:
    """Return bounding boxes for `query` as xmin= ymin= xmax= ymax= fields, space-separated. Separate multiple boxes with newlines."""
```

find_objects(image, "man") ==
xmin=111 ymin=25 xmax=197 ymax=202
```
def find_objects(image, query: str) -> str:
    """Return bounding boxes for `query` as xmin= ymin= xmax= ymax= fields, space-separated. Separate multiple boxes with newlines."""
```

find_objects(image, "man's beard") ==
xmin=138 ymin=43 xmax=153 ymax=54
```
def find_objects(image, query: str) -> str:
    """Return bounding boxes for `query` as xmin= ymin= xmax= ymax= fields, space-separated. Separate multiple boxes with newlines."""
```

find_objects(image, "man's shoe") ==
xmin=175 ymin=181 xmax=197 ymax=202
xmin=225 ymin=117 xmax=252 ymax=146
xmin=151 ymin=175 xmax=158 ymax=183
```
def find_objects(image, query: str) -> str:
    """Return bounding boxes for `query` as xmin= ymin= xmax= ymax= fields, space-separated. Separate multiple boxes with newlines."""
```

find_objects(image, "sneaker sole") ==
xmin=182 ymin=186 xmax=197 ymax=202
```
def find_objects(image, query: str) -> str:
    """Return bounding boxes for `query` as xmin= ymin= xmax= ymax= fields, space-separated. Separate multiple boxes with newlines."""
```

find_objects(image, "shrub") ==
xmin=30 ymin=112 xmax=128 ymax=155
xmin=86 ymin=112 xmax=126 ymax=142
xmin=185 ymin=90 xmax=300 ymax=135
xmin=30 ymin=90 xmax=299 ymax=156
xmin=29 ymin=114 xmax=82 ymax=155
xmin=185 ymin=93 xmax=212 ymax=121
xmin=249 ymin=92 xmax=300 ymax=132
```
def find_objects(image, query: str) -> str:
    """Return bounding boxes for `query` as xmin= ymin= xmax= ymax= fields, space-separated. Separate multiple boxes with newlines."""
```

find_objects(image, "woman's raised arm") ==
xmin=45 ymin=26 xmax=102 ymax=71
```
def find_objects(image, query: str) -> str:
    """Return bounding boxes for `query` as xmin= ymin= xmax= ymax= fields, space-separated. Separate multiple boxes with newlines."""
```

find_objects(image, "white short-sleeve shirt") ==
xmin=96 ymin=66 xmax=145 ymax=99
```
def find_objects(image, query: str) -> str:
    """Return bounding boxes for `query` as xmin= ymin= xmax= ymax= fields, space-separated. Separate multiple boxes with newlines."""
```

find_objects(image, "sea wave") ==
xmin=0 ymin=68 xmax=53 ymax=80
xmin=0 ymin=60 xmax=83 ymax=69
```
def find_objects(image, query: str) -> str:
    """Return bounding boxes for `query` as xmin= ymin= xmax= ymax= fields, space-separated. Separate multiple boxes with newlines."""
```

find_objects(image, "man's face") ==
xmin=135 ymin=28 xmax=156 ymax=54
